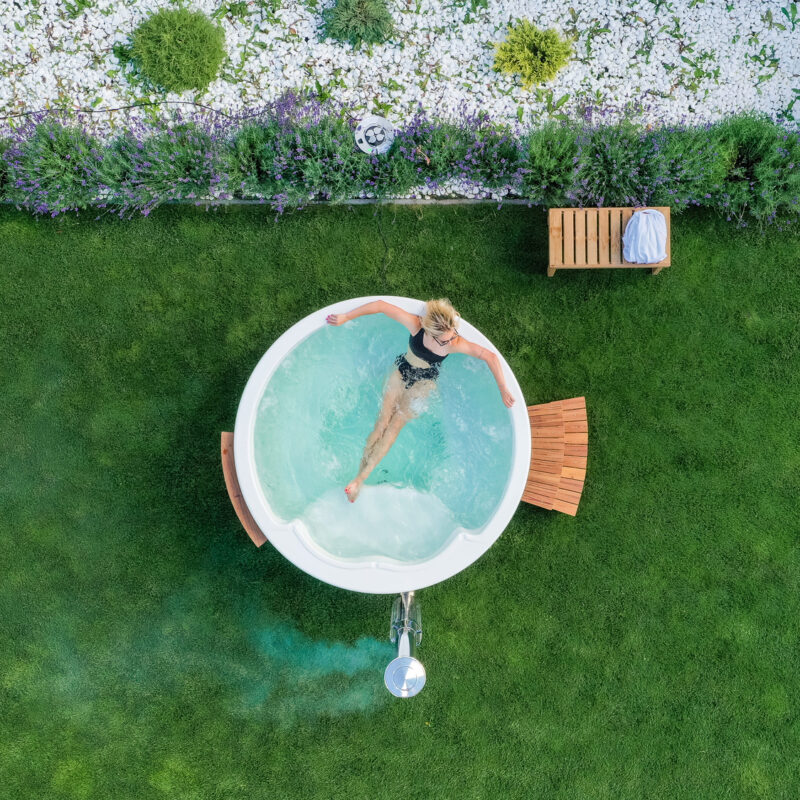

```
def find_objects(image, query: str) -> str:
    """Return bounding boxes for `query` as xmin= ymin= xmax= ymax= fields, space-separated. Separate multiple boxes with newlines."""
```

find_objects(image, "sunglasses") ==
xmin=432 ymin=330 xmax=459 ymax=346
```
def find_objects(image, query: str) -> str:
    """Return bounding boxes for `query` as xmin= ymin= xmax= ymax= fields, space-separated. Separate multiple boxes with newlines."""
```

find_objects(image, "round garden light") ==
xmin=354 ymin=115 xmax=395 ymax=155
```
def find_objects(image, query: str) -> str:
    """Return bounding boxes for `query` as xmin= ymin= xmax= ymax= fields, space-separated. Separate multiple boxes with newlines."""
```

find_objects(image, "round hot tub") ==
xmin=234 ymin=296 xmax=530 ymax=593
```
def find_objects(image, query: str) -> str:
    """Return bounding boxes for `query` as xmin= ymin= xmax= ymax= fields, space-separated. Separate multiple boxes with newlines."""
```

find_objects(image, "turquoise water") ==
xmin=253 ymin=315 xmax=513 ymax=562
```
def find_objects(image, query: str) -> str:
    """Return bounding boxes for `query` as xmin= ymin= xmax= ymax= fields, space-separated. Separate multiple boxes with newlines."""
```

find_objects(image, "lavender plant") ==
xmin=97 ymin=117 xmax=231 ymax=217
xmin=226 ymin=93 xmax=372 ymax=208
xmin=521 ymin=121 xmax=579 ymax=206
xmin=4 ymin=118 xmax=103 ymax=215
xmin=362 ymin=129 xmax=421 ymax=199
xmin=0 ymin=137 xmax=11 ymax=200
xmin=273 ymin=117 xmax=371 ymax=204
xmin=709 ymin=114 xmax=800 ymax=225
xmin=395 ymin=110 xmax=523 ymax=193
xmin=647 ymin=124 xmax=729 ymax=211
xmin=570 ymin=121 xmax=658 ymax=207
xmin=226 ymin=122 xmax=282 ymax=198
xmin=0 ymin=97 xmax=797 ymax=228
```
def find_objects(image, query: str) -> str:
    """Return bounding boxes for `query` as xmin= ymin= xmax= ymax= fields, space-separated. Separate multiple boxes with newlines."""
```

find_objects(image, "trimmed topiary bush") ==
xmin=493 ymin=20 xmax=572 ymax=88
xmin=119 ymin=8 xmax=226 ymax=94
xmin=322 ymin=0 xmax=395 ymax=48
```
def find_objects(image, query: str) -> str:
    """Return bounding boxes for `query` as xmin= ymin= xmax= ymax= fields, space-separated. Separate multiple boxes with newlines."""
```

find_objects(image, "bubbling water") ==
xmin=253 ymin=315 xmax=513 ymax=562
xmin=303 ymin=487 xmax=458 ymax=561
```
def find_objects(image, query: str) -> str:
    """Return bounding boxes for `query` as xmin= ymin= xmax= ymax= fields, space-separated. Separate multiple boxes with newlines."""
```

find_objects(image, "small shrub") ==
xmin=295 ymin=118 xmax=373 ymax=201
xmin=225 ymin=100 xmax=371 ymax=208
xmin=708 ymin=114 xmax=800 ymax=225
xmin=270 ymin=116 xmax=370 ymax=204
xmin=124 ymin=8 xmax=226 ymax=93
xmin=385 ymin=111 xmax=522 ymax=194
xmin=646 ymin=125 xmax=729 ymax=211
xmin=521 ymin=121 xmax=579 ymax=205
xmin=0 ymin=137 xmax=11 ymax=201
xmin=96 ymin=133 xmax=140 ymax=193
xmin=5 ymin=121 xmax=102 ymax=215
xmin=364 ymin=145 xmax=420 ymax=198
xmin=226 ymin=122 xmax=282 ymax=198
xmin=98 ymin=122 xmax=229 ymax=216
xmin=425 ymin=121 xmax=520 ymax=189
xmin=361 ymin=121 xmax=425 ymax=198
xmin=494 ymin=20 xmax=572 ymax=88
xmin=570 ymin=121 xmax=657 ymax=206
xmin=323 ymin=0 xmax=395 ymax=47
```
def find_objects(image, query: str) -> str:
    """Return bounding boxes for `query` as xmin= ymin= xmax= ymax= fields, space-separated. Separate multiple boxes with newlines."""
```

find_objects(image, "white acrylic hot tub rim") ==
xmin=234 ymin=296 xmax=530 ymax=594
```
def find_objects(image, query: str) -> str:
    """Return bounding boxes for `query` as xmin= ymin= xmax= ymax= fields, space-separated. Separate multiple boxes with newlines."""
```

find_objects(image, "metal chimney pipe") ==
xmin=384 ymin=591 xmax=426 ymax=697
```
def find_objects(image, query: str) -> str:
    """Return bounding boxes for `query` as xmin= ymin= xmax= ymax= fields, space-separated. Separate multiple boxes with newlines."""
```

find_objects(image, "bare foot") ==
xmin=344 ymin=479 xmax=363 ymax=503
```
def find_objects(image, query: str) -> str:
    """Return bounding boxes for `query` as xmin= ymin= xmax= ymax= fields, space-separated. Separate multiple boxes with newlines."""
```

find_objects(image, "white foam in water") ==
xmin=302 ymin=486 xmax=457 ymax=561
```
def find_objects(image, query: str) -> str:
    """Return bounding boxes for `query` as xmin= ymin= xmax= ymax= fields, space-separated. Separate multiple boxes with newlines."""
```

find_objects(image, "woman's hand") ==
xmin=500 ymin=387 xmax=515 ymax=408
xmin=326 ymin=312 xmax=349 ymax=326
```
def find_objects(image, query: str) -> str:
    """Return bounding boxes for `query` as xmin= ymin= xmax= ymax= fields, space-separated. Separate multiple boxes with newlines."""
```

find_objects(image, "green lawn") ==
xmin=1 ymin=204 xmax=799 ymax=799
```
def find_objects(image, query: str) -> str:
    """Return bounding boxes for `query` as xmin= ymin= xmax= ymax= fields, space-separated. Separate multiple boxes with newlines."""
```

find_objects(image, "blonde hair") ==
xmin=422 ymin=298 xmax=459 ymax=337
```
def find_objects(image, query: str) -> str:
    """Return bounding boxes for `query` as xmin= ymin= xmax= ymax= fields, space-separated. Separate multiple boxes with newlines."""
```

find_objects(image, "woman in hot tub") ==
xmin=327 ymin=298 xmax=515 ymax=502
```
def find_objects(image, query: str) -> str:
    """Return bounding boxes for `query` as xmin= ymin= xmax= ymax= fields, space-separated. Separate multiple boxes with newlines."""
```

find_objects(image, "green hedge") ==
xmin=1 ymin=100 xmax=798 ymax=227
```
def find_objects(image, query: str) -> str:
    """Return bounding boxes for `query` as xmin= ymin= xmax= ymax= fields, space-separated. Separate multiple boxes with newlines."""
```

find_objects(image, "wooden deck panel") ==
xmin=561 ymin=397 xmax=587 ymax=409
xmin=565 ymin=421 xmax=589 ymax=432
xmin=522 ymin=398 xmax=587 ymax=516
xmin=552 ymin=498 xmax=579 ymax=516
xmin=221 ymin=431 xmax=268 ymax=547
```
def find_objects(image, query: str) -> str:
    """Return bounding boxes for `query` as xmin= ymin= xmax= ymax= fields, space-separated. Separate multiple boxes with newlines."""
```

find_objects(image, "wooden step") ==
xmin=221 ymin=432 xmax=268 ymax=547
xmin=522 ymin=398 xmax=588 ymax=516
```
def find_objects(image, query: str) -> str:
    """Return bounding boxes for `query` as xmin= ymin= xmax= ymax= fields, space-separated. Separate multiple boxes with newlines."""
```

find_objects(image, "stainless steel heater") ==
xmin=384 ymin=591 xmax=425 ymax=697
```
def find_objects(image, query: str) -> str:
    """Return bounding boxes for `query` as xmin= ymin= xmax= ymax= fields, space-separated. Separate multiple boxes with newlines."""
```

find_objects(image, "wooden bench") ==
xmin=548 ymin=207 xmax=670 ymax=277
xmin=221 ymin=431 xmax=268 ymax=547
xmin=522 ymin=397 xmax=587 ymax=516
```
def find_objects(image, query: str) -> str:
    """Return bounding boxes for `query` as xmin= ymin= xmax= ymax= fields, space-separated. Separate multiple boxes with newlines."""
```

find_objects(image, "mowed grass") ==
xmin=1 ymin=203 xmax=799 ymax=800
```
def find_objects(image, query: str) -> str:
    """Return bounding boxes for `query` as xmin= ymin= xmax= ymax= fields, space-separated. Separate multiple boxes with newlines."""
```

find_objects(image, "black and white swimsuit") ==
xmin=394 ymin=329 xmax=448 ymax=388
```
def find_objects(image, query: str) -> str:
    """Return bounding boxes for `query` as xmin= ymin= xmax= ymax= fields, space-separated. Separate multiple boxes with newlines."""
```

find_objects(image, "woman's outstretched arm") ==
xmin=326 ymin=300 xmax=420 ymax=332
xmin=451 ymin=337 xmax=515 ymax=408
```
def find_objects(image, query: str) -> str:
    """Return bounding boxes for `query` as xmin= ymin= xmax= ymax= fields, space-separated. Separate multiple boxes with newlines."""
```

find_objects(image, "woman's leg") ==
xmin=345 ymin=378 xmax=434 ymax=503
xmin=345 ymin=372 xmax=404 ymax=502
xmin=362 ymin=370 xmax=404 ymax=459
xmin=346 ymin=411 xmax=410 ymax=502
